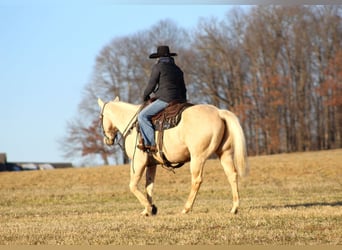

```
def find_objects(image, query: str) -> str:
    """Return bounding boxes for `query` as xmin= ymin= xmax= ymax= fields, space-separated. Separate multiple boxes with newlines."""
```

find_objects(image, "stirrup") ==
xmin=137 ymin=144 xmax=146 ymax=151
xmin=137 ymin=144 xmax=157 ymax=153
xmin=146 ymin=145 xmax=157 ymax=153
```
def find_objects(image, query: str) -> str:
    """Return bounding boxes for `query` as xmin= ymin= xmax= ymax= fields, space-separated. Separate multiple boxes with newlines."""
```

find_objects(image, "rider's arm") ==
xmin=143 ymin=64 xmax=160 ymax=101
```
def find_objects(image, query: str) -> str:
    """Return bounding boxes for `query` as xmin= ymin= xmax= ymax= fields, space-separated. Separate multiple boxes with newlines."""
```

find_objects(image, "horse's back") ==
xmin=181 ymin=104 xmax=223 ymax=128
xmin=167 ymin=104 xmax=225 ymax=156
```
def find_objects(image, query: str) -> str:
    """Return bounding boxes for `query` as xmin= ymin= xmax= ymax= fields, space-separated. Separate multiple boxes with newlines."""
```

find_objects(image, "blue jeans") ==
xmin=138 ymin=99 xmax=168 ymax=146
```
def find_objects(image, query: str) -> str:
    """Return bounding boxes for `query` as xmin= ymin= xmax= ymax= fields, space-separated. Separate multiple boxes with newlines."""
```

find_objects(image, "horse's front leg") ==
xmin=145 ymin=164 xmax=158 ymax=215
xmin=129 ymin=160 xmax=154 ymax=216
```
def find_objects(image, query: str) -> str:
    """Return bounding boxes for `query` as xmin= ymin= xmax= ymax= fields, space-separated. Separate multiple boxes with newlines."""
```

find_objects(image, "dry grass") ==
xmin=0 ymin=149 xmax=341 ymax=245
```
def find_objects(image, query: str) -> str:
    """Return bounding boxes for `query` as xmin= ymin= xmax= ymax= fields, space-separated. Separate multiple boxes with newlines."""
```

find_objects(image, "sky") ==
xmin=0 ymin=0 xmax=247 ymax=165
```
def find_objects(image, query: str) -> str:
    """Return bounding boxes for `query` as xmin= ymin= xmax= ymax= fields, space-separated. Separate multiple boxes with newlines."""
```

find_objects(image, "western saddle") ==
xmin=139 ymin=99 xmax=194 ymax=169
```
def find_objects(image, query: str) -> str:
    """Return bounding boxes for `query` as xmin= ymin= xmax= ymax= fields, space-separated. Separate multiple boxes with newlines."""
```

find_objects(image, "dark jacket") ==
xmin=143 ymin=57 xmax=187 ymax=103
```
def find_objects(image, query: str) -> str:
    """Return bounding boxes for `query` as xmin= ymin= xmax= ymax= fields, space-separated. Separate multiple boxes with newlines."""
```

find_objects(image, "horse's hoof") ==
xmin=141 ymin=207 xmax=151 ymax=216
xmin=181 ymin=208 xmax=190 ymax=214
xmin=230 ymin=208 xmax=238 ymax=214
xmin=141 ymin=210 xmax=150 ymax=216
xmin=151 ymin=204 xmax=158 ymax=215
xmin=141 ymin=205 xmax=157 ymax=216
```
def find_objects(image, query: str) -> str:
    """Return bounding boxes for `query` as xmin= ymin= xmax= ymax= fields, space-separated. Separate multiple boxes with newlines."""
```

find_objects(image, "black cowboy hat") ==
xmin=149 ymin=45 xmax=177 ymax=59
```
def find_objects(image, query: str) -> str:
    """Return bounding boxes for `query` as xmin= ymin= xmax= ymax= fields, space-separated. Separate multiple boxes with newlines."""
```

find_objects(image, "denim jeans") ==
xmin=138 ymin=99 xmax=168 ymax=146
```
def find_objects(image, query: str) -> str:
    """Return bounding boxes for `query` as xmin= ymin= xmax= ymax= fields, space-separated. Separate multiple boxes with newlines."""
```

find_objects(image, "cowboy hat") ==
xmin=149 ymin=45 xmax=177 ymax=59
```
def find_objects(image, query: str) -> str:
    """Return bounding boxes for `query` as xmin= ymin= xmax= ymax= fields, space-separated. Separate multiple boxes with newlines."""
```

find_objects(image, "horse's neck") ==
xmin=108 ymin=101 xmax=140 ymax=133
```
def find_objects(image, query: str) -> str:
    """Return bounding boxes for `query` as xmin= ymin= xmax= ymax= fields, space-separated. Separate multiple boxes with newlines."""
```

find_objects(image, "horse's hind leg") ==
xmin=145 ymin=164 xmax=157 ymax=215
xmin=182 ymin=156 xmax=205 ymax=214
xmin=219 ymin=150 xmax=239 ymax=214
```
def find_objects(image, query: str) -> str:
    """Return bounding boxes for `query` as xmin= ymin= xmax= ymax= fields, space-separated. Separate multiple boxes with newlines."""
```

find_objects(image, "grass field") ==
xmin=0 ymin=149 xmax=341 ymax=245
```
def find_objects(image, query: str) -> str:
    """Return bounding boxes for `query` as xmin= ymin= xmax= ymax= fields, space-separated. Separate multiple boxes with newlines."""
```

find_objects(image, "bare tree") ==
xmin=59 ymin=6 xmax=342 ymax=165
xmin=190 ymin=5 xmax=342 ymax=155
xmin=59 ymin=20 xmax=190 ymax=165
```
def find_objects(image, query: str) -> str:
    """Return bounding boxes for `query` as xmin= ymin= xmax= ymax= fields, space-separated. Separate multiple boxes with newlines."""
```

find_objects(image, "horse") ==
xmin=97 ymin=96 xmax=248 ymax=216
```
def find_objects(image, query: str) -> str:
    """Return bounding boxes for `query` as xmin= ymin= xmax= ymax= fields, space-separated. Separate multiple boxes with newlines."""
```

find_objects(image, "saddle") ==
xmin=151 ymin=101 xmax=194 ymax=131
xmin=139 ymin=99 xmax=194 ymax=169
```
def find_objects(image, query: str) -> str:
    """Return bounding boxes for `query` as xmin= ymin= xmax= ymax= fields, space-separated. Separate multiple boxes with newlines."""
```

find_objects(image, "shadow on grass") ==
xmin=252 ymin=201 xmax=342 ymax=210
xmin=284 ymin=201 xmax=342 ymax=208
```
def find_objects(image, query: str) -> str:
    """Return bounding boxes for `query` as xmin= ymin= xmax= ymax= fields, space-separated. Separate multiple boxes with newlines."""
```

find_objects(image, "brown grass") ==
xmin=0 ymin=149 xmax=341 ymax=245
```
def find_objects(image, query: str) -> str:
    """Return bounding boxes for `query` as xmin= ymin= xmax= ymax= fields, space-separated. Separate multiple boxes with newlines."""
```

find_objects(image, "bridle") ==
xmin=99 ymin=102 xmax=112 ymax=141
xmin=99 ymin=101 xmax=141 ymax=151
xmin=99 ymin=100 xmax=179 ymax=173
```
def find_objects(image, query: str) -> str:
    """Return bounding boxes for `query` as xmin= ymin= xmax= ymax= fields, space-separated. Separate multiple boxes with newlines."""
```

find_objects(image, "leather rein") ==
xmin=99 ymin=101 xmax=139 ymax=151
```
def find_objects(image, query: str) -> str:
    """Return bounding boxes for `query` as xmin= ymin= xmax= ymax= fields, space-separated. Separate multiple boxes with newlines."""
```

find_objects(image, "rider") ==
xmin=137 ymin=45 xmax=187 ymax=152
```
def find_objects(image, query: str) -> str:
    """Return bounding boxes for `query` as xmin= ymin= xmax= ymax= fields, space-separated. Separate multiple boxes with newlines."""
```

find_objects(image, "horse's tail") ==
xmin=218 ymin=109 xmax=249 ymax=177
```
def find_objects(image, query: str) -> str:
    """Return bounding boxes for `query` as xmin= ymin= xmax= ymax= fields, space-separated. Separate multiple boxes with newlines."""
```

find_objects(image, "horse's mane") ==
xmin=109 ymin=100 xmax=140 ymax=112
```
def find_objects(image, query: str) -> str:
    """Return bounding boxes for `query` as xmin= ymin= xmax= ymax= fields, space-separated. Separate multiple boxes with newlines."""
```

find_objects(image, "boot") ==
xmin=137 ymin=138 xmax=146 ymax=151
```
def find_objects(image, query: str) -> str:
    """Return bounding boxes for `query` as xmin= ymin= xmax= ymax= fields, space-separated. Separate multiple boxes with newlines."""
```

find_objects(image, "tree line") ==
xmin=59 ymin=6 xmax=342 ymax=165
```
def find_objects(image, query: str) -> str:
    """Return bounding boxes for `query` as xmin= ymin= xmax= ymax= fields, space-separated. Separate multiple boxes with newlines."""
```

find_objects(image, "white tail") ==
xmin=219 ymin=110 xmax=249 ymax=177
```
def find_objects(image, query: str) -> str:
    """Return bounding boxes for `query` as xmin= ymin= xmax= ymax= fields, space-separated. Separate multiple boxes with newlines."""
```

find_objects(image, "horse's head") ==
xmin=97 ymin=97 xmax=119 ymax=146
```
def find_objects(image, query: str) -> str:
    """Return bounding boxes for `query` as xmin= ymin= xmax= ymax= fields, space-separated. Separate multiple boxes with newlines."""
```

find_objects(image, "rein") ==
xmin=99 ymin=102 xmax=112 ymax=143
xmin=99 ymin=101 xmax=142 ymax=151
xmin=99 ymin=101 xmax=143 ymax=174
xmin=99 ymin=100 xmax=182 ymax=173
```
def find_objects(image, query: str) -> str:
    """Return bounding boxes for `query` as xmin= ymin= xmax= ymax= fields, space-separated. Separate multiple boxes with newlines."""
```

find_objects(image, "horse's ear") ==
xmin=113 ymin=96 xmax=120 ymax=102
xmin=98 ymin=98 xmax=104 ymax=109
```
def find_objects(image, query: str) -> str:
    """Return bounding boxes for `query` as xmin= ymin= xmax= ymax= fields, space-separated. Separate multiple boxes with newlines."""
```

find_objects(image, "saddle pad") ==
xmin=152 ymin=102 xmax=194 ymax=131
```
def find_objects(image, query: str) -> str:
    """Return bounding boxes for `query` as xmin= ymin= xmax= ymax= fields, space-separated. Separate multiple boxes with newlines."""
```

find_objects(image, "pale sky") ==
xmin=0 ymin=1 xmax=243 ymax=164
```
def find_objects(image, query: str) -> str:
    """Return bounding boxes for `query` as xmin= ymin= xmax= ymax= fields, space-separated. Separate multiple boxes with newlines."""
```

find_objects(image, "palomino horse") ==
xmin=98 ymin=96 xmax=248 ymax=216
